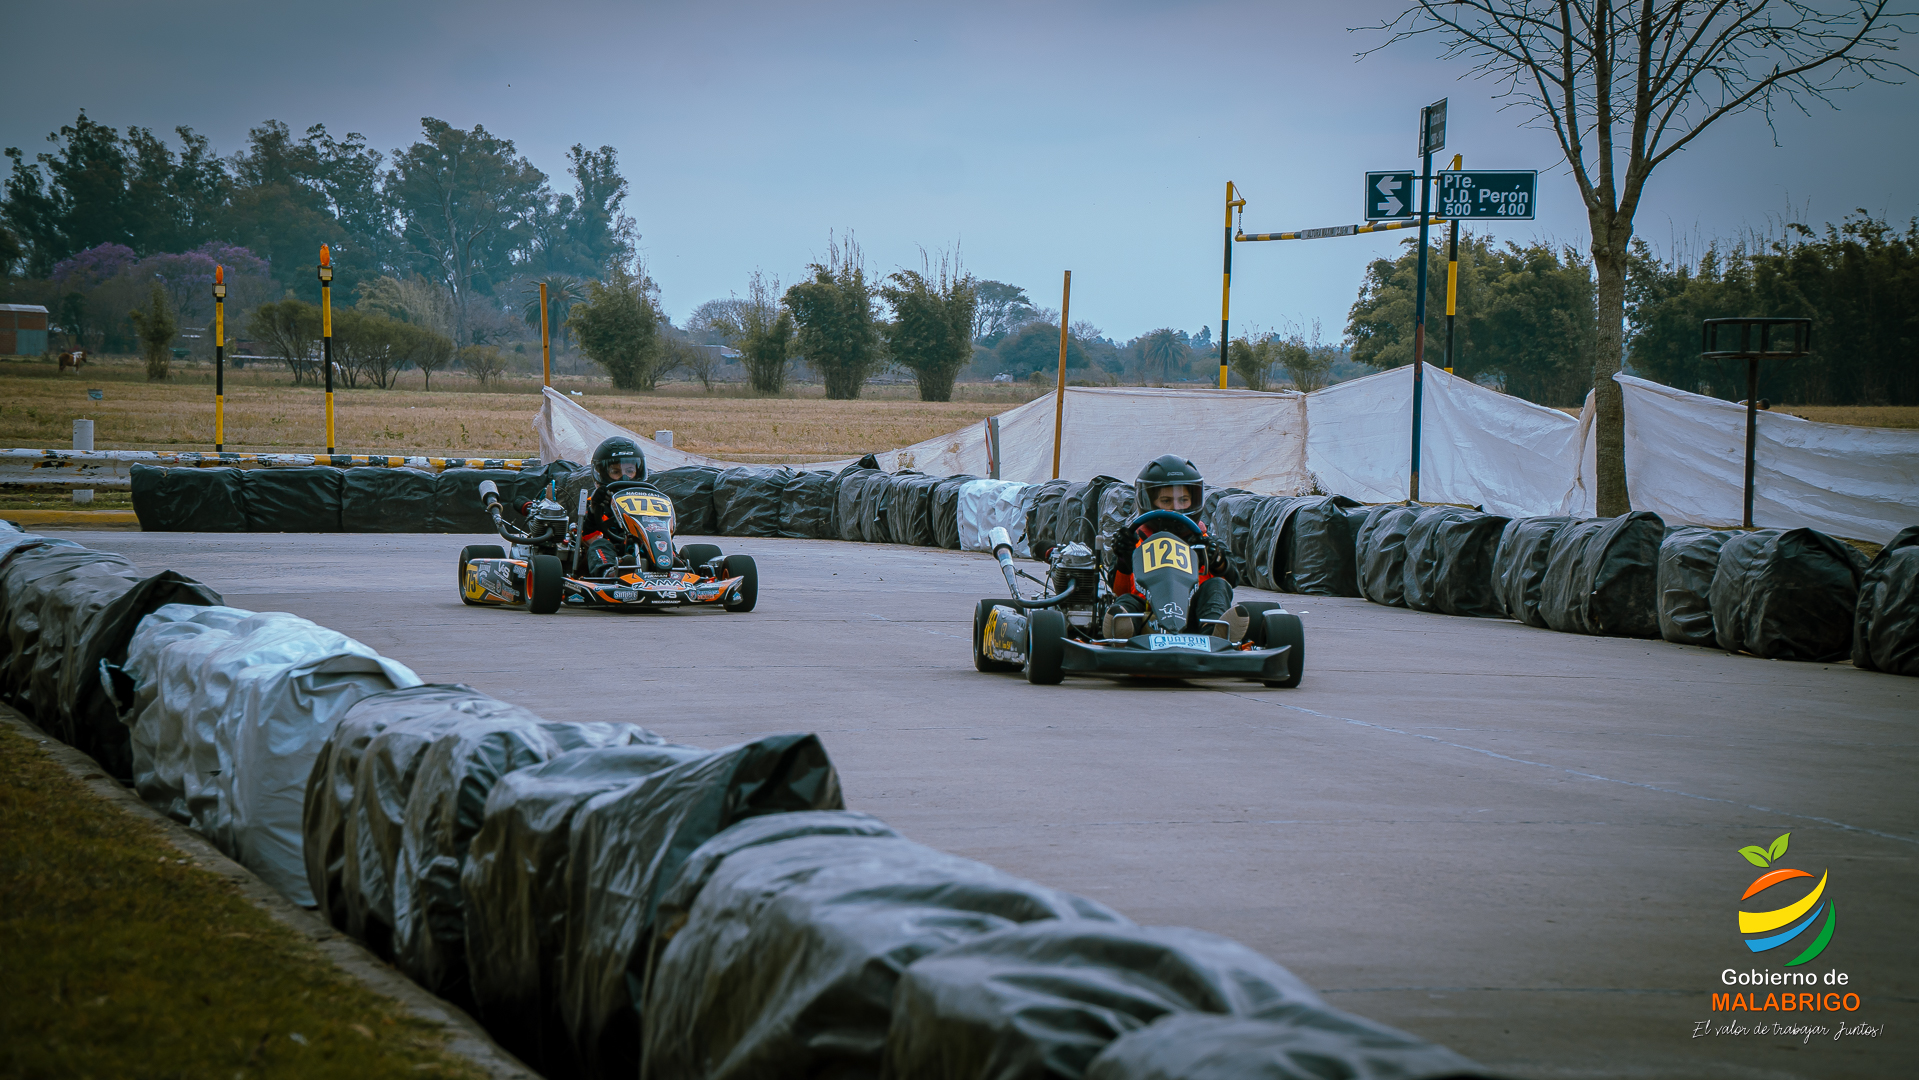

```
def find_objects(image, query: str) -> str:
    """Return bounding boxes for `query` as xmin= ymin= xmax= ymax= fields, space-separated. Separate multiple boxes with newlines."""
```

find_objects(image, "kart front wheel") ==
xmin=973 ymin=600 xmax=1022 ymax=673
xmin=1025 ymin=609 xmax=1068 ymax=685
xmin=681 ymin=543 xmax=723 ymax=571
xmin=458 ymin=545 xmax=504 ymax=606
xmin=527 ymin=553 xmax=564 ymax=614
xmin=722 ymin=554 xmax=758 ymax=612
xmin=1260 ymin=611 xmax=1305 ymax=688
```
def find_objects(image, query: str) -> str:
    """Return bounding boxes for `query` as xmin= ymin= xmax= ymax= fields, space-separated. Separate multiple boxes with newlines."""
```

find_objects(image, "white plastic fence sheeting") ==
xmin=535 ymin=388 xmax=752 ymax=473
xmin=121 ymin=603 xmax=423 ymax=906
xmin=1304 ymin=366 xmax=1591 ymax=517
xmin=957 ymin=480 xmax=1031 ymax=556
xmin=1602 ymin=375 xmax=1919 ymax=543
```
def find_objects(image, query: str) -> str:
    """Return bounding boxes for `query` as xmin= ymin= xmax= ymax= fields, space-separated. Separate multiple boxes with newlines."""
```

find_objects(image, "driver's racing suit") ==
xmin=579 ymin=486 xmax=629 ymax=577
xmin=1107 ymin=518 xmax=1237 ymax=631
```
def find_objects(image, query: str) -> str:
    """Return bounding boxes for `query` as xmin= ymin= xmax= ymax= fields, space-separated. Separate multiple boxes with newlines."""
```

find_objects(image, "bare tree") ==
xmin=1370 ymin=1 xmax=1913 ymax=515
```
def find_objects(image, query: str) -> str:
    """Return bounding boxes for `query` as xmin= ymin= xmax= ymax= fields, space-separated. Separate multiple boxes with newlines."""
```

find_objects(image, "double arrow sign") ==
xmin=1364 ymin=170 xmax=1537 ymax=221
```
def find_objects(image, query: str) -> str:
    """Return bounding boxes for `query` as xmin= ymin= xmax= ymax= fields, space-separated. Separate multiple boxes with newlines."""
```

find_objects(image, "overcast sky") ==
xmin=5 ymin=0 xmax=1913 ymax=342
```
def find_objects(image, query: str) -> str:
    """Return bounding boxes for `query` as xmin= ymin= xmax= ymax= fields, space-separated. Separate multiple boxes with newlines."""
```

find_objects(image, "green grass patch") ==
xmin=0 ymin=487 xmax=136 ymax=512
xmin=0 ymin=722 xmax=484 ymax=1079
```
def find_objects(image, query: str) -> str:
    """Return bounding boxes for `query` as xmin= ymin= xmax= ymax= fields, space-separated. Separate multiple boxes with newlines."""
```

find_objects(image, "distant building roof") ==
xmin=0 ymin=304 xmax=50 ymax=314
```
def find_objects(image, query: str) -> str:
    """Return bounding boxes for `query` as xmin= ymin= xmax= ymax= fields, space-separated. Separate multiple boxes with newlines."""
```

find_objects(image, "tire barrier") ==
xmin=887 ymin=472 xmax=945 ymax=548
xmin=1096 ymin=484 xmax=1137 ymax=551
xmin=778 ymin=469 xmax=840 ymax=539
xmin=1535 ymin=512 xmax=1665 ymax=638
xmin=1657 ymin=527 xmax=1735 ymax=647
xmin=119 ymin=603 xmax=423 ymax=906
xmin=1710 ymin=528 xmax=1868 ymax=661
xmin=1355 ymin=505 xmax=1426 ymax=608
xmin=958 ymin=479 xmax=1031 ymax=556
xmin=1853 ymin=526 xmax=1919 ymax=676
xmin=1493 ymin=516 xmax=1575 ymax=628
xmin=1273 ymin=495 xmax=1366 ymax=596
xmin=0 ymin=533 xmax=221 ymax=777
xmin=712 ymin=465 xmax=794 ymax=538
xmin=1206 ymin=492 xmax=1277 ymax=588
xmin=561 ymin=733 xmax=846 ymax=1080
xmin=929 ymin=475 xmax=979 ymax=550
xmin=1083 ymin=1011 xmax=1485 ymax=1080
xmin=649 ymin=465 xmax=723 ymax=536
xmin=1024 ymin=479 xmax=1076 ymax=557
xmin=128 ymin=461 xmax=581 ymax=534
xmin=887 ymin=921 xmax=1484 ymax=1080
xmin=1403 ymin=510 xmax=1511 ymax=619
xmin=835 ymin=467 xmax=883 ymax=542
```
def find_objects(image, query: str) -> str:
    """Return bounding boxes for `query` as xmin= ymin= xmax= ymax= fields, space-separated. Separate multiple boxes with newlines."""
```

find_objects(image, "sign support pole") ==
xmin=1409 ymin=150 xmax=1435 ymax=503
xmin=1220 ymin=181 xmax=1244 ymax=389
xmin=539 ymin=281 xmax=552 ymax=387
xmin=319 ymin=245 xmax=335 ymax=456
xmin=1052 ymin=270 xmax=1071 ymax=480
xmin=213 ymin=265 xmax=226 ymax=452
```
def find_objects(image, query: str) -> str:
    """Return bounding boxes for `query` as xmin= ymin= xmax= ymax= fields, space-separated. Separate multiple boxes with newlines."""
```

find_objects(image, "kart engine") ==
xmin=1047 ymin=542 xmax=1102 ymax=630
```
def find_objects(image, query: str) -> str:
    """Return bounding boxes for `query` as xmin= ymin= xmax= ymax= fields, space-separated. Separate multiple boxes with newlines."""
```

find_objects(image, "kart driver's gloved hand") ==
xmin=1206 ymin=538 xmax=1238 ymax=586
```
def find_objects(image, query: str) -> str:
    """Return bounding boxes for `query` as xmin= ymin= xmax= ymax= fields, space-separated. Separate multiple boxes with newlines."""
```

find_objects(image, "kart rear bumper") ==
xmin=1059 ymin=638 xmax=1293 ymax=680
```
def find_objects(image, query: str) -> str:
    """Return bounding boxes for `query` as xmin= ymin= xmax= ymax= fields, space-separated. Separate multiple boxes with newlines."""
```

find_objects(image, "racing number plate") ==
xmin=1147 ymin=633 xmax=1213 ymax=651
xmin=613 ymin=492 xmax=674 ymax=518
xmin=1140 ymin=535 xmax=1193 ymax=575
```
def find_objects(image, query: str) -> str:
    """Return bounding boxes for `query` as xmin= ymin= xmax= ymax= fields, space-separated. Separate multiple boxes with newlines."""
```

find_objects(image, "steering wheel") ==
xmin=1125 ymin=509 xmax=1204 ymax=541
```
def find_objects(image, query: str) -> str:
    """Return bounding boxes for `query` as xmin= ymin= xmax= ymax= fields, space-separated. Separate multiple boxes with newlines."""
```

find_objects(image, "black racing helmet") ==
xmin=1135 ymin=454 xmax=1204 ymax=519
xmin=592 ymin=436 xmax=646 ymax=483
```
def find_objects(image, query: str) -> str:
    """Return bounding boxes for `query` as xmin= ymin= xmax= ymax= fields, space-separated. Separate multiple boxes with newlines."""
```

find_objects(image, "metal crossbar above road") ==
xmin=1235 ymin=215 xmax=1445 ymax=242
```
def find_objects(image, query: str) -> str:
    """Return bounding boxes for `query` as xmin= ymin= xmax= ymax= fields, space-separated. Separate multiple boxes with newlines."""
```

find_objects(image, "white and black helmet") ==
xmin=1134 ymin=454 xmax=1205 ymax=519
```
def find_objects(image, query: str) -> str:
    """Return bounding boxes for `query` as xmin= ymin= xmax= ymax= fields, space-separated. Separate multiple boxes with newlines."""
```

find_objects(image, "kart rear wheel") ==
xmin=527 ymin=553 xmax=564 ymax=614
xmin=681 ymin=543 xmax=723 ymax=571
xmin=1025 ymin=609 xmax=1068 ymax=685
xmin=1260 ymin=611 xmax=1304 ymax=688
xmin=973 ymin=600 xmax=1022 ymax=673
xmin=458 ymin=545 xmax=505 ymax=606
xmin=721 ymin=554 xmax=758 ymax=612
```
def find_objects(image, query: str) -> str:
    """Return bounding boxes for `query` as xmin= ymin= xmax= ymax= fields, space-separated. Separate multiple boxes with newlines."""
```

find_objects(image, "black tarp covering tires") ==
xmin=1280 ymin=495 xmax=1365 ymax=596
xmin=0 ymin=540 xmax=220 ymax=775
xmin=712 ymin=466 xmax=795 ymax=538
xmin=1208 ymin=493 xmax=1279 ymax=589
xmin=563 ymin=733 xmax=845 ymax=1080
xmin=836 ymin=469 xmax=882 ymax=542
xmin=462 ymin=743 xmax=716 ymax=1074
xmin=1057 ymin=476 xmax=1121 ymax=550
xmin=342 ymin=466 xmax=439 ymax=533
xmin=1853 ymin=526 xmax=1919 ymax=676
xmin=433 ymin=468 xmax=528 ymax=535
xmin=1025 ymin=480 xmax=1075 ymax=557
xmin=1537 ymin=512 xmax=1665 ymax=637
xmin=1709 ymin=528 xmax=1868 ymax=661
xmin=778 ymin=470 xmax=840 ymax=539
xmin=131 ymin=463 xmax=249 ymax=531
xmin=1083 ymin=1013 xmax=1491 ymax=1080
xmin=242 ymin=466 xmax=345 ymax=532
xmin=640 ymin=831 xmax=1121 ymax=1080
xmin=931 ymin=476 xmax=979 ymax=549
xmin=861 ymin=472 xmax=905 ymax=544
xmin=1492 ymin=517 xmax=1575 ymax=627
xmin=649 ymin=466 xmax=723 ymax=536
xmin=1355 ymin=505 xmax=1423 ymax=608
xmin=1403 ymin=511 xmax=1509 ymax=618
xmin=394 ymin=715 xmax=655 ymax=1006
xmin=885 ymin=921 xmax=1480 ymax=1080
xmin=887 ymin=473 xmax=945 ymax=547
xmin=1657 ymin=527 xmax=1734 ymax=647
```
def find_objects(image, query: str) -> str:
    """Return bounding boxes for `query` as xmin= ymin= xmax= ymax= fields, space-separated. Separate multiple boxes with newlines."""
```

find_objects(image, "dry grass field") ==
xmin=0 ymin=355 xmax=1044 ymax=461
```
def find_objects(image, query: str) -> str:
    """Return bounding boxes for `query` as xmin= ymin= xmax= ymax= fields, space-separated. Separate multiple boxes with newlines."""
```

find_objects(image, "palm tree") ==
xmin=1142 ymin=328 xmax=1186 ymax=386
xmin=522 ymin=276 xmax=587 ymax=352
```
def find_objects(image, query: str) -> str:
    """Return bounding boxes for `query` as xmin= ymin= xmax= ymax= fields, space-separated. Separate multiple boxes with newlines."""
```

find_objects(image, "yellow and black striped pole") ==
xmin=1220 ymin=181 xmax=1245 ymax=388
xmin=213 ymin=264 xmax=226 ymax=451
xmin=539 ymin=281 xmax=552 ymax=387
xmin=1444 ymin=154 xmax=1461 ymax=375
xmin=319 ymin=245 xmax=335 ymax=455
xmin=1236 ymin=216 xmax=1444 ymax=243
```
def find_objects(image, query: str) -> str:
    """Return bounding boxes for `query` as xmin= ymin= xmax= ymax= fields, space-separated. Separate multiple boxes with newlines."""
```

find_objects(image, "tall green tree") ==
xmin=994 ymin=322 xmax=1086 ymax=379
xmin=389 ymin=119 xmax=548 ymax=345
xmin=570 ymin=263 xmax=661 ymax=390
xmin=223 ymin=120 xmax=387 ymax=294
xmin=738 ymin=270 xmax=794 ymax=394
xmin=783 ymin=236 xmax=881 ymax=399
xmin=1141 ymin=328 xmax=1188 ymax=385
xmin=127 ymin=282 xmax=177 ymax=381
xmin=971 ymin=279 xmax=1039 ymax=343
xmin=1376 ymin=0 xmax=1915 ymax=515
xmin=880 ymin=256 xmax=977 ymax=402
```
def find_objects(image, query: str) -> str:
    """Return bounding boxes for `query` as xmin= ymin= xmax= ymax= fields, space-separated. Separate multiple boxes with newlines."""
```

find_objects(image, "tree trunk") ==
xmin=916 ymin=368 xmax=957 ymax=403
xmin=1589 ymin=232 xmax=1631 ymax=518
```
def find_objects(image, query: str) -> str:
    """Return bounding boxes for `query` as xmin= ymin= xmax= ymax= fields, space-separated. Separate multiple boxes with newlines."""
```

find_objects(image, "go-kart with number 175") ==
xmin=457 ymin=478 xmax=756 ymax=614
xmin=972 ymin=513 xmax=1303 ymax=686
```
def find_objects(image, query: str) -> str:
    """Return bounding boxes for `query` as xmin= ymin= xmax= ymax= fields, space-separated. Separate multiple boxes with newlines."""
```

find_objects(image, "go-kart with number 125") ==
xmin=972 ymin=514 xmax=1303 ymax=686
xmin=456 ymin=478 xmax=756 ymax=615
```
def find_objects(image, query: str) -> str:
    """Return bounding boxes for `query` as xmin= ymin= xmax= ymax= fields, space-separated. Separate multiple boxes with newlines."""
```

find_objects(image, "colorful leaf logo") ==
xmin=1736 ymin=832 xmax=1834 ymax=966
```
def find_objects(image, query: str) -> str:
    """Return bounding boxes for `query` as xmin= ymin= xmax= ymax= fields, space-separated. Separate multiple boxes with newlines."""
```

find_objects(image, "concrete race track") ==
xmin=68 ymin=530 xmax=1916 ymax=1080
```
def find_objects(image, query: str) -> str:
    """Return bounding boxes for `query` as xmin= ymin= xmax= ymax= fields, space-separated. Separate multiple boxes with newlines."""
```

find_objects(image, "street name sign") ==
xmin=1365 ymin=171 xmax=1416 ymax=220
xmin=1437 ymin=171 xmax=1537 ymax=219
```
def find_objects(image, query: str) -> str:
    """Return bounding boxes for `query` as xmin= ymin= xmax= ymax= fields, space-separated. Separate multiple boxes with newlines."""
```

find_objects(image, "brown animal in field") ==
xmin=58 ymin=352 xmax=87 ymax=372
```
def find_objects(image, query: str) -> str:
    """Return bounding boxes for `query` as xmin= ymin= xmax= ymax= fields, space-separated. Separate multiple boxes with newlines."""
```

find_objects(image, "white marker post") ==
xmin=72 ymin=418 xmax=94 ymax=505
